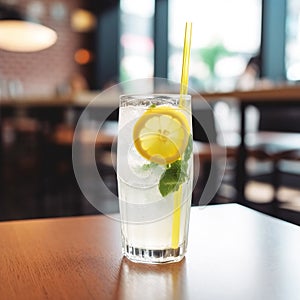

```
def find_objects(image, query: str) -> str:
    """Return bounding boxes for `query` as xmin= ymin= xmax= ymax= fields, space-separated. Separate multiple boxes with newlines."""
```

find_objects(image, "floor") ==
xmin=243 ymin=176 xmax=300 ymax=226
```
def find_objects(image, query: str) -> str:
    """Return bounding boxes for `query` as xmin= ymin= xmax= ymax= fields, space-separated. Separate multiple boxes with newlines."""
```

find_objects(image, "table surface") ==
xmin=200 ymin=84 xmax=300 ymax=102
xmin=2 ymin=85 xmax=300 ymax=107
xmin=1 ymin=204 xmax=300 ymax=300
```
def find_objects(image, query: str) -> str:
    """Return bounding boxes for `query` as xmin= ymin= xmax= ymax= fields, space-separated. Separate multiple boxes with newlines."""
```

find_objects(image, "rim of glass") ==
xmin=120 ymin=94 xmax=191 ymax=106
xmin=120 ymin=93 xmax=191 ymax=99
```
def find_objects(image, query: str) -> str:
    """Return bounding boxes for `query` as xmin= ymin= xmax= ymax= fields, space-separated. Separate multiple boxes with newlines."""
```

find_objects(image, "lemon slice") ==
xmin=133 ymin=105 xmax=190 ymax=165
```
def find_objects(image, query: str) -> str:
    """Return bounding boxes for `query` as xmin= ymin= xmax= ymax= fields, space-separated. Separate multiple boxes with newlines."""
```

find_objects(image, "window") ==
xmin=286 ymin=0 xmax=300 ymax=81
xmin=119 ymin=0 xmax=155 ymax=82
xmin=168 ymin=0 xmax=262 ymax=92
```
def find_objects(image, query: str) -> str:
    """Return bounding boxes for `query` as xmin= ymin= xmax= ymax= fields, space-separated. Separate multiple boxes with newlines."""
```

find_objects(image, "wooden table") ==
xmin=1 ymin=203 xmax=300 ymax=300
xmin=199 ymin=84 xmax=300 ymax=102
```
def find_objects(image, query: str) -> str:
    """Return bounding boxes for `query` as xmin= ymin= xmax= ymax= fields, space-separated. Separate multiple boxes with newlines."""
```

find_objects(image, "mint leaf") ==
xmin=184 ymin=135 xmax=193 ymax=162
xmin=142 ymin=161 xmax=158 ymax=171
xmin=159 ymin=160 xmax=186 ymax=196
xmin=158 ymin=134 xmax=193 ymax=197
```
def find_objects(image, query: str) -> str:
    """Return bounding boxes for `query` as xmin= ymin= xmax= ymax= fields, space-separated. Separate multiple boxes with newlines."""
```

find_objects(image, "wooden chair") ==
xmin=246 ymin=106 xmax=300 ymax=203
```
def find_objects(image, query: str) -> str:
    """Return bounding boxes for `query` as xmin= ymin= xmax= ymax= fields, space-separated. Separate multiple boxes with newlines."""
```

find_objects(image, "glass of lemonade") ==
xmin=117 ymin=94 xmax=193 ymax=264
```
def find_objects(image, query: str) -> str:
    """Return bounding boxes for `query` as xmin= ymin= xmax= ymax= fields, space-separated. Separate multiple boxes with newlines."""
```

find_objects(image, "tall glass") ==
xmin=117 ymin=94 xmax=193 ymax=263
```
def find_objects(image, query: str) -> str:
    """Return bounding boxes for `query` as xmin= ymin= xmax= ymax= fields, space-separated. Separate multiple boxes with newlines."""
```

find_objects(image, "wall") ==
xmin=0 ymin=0 xmax=85 ymax=97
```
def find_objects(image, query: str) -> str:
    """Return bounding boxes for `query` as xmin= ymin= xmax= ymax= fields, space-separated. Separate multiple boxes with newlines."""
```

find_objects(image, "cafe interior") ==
xmin=2 ymin=0 xmax=300 ymax=298
xmin=0 ymin=0 xmax=300 ymax=224
xmin=1 ymin=0 xmax=300 ymax=224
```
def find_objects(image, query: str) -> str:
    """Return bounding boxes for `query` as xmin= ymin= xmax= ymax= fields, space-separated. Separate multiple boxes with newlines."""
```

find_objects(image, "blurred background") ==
xmin=2 ymin=0 xmax=299 ymax=95
xmin=1 ymin=0 xmax=300 ymax=222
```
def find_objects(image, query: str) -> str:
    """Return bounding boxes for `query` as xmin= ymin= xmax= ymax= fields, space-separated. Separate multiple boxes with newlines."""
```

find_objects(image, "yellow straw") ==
xmin=180 ymin=22 xmax=193 ymax=100
xmin=171 ymin=22 xmax=192 ymax=249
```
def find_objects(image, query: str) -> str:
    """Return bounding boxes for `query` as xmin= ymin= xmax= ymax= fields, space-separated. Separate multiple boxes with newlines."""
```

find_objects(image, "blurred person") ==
xmin=236 ymin=55 xmax=261 ymax=90
xmin=236 ymin=55 xmax=274 ymax=90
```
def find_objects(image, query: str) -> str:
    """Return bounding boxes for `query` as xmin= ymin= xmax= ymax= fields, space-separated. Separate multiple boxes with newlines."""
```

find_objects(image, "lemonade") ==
xmin=117 ymin=94 xmax=193 ymax=263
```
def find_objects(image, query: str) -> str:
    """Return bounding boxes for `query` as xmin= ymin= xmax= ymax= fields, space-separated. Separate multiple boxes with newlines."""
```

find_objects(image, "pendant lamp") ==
xmin=0 ymin=4 xmax=57 ymax=52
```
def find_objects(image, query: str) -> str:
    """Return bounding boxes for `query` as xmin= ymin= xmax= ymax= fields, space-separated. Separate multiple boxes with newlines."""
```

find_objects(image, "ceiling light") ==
xmin=0 ymin=4 xmax=57 ymax=52
xmin=71 ymin=9 xmax=96 ymax=32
